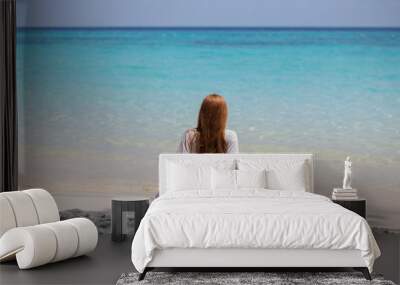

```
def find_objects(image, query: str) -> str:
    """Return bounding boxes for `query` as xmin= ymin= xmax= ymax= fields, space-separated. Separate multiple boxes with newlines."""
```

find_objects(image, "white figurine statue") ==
xmin=342 ymin=156 xmax=352 ymax=189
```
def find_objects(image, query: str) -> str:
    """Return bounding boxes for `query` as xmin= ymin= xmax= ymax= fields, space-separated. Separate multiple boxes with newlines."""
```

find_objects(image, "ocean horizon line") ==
xmin=17 ymin=26 xmax=400 ymax=31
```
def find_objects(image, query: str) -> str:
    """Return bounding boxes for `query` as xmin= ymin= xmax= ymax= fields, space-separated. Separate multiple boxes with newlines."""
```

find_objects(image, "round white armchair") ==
xmin=0 ymin=189 xmax=98 ymax=269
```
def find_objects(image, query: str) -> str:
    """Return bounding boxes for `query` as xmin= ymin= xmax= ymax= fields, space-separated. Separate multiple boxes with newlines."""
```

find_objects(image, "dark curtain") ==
xmin=0 ymin=0 xmax=17 ymax=192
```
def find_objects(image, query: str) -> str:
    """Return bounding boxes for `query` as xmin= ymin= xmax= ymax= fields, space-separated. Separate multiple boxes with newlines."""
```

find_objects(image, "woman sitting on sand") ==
xmin=177 ymin=94 xmax=239 ymax=153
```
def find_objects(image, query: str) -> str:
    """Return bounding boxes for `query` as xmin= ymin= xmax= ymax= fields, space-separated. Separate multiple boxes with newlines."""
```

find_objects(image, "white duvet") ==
xmin=131 ymin=190 xmax=380 ymax=273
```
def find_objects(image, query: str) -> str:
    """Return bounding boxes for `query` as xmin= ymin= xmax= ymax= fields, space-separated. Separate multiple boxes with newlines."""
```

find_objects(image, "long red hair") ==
xmin=192 ymin=94 xmax=228 ymax=153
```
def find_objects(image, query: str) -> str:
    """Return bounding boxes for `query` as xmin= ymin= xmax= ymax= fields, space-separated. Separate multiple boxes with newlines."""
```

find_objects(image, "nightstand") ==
xmin=111 ymin=196 xmax=150 ymax=242
xmin=332 ymin=198 xmax=366 ymax=218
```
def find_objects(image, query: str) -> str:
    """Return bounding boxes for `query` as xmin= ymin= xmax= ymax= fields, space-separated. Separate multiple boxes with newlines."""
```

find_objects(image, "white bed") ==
xmin=131 ymin=154 xmax=380 ymax=280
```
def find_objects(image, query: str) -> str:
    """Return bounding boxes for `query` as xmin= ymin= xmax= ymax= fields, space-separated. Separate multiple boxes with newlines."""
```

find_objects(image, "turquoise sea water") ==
xmin=17 ymin=28 xmax=400 ymax=161
xmin=16 ymin=28 xmax=400 ymax=190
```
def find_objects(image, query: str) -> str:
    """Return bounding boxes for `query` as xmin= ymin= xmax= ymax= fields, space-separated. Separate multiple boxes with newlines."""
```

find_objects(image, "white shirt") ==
xmin=177 ymin=128 xmax=239 ymax=153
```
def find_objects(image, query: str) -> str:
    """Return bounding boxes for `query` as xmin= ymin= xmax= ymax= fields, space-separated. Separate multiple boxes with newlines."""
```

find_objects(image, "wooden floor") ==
xmin=0 ymin=234 xmax=133 ymax=285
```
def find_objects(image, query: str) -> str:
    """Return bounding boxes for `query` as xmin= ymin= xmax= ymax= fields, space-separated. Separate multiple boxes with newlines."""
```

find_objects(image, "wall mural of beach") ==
xmin=17 ymin=11 xmax=400 ymax=230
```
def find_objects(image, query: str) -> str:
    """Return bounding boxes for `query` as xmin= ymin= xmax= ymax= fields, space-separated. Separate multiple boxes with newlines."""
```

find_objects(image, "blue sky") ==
xmin=17 ymin=0 xmax=400 ymax=27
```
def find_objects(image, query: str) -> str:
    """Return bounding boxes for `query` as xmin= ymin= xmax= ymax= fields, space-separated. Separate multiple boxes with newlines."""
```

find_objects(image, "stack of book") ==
xmin=332 ymin=188 xmax=358 ymax=200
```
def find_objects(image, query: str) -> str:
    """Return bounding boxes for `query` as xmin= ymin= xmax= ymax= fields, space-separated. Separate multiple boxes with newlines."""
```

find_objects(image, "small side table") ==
xmin=332 ymin=198 xmax=366 ymax=218
xmin=112 ymin=196 xmax=150 ymax=242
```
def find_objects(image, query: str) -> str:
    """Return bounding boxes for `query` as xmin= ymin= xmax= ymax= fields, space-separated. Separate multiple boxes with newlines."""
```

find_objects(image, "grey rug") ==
xmin=116 ymin=272 xmax=395 ymax=285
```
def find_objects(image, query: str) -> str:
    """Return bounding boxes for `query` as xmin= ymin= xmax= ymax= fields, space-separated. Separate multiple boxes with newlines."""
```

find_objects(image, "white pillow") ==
xmin=268 ymin=165 xmax=306 ymax=191
xmin=237 ymin=159 xmax=307 ymax=191
xmin=267 ymin=161 xmax=306 ymax=191
xmin=167 ymin=162 xmax=212 ymax=192
xmin=236 ymin=169 xmax=268 ymax=189
xmin=212 ymin=168 xmax=237 ymax=190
